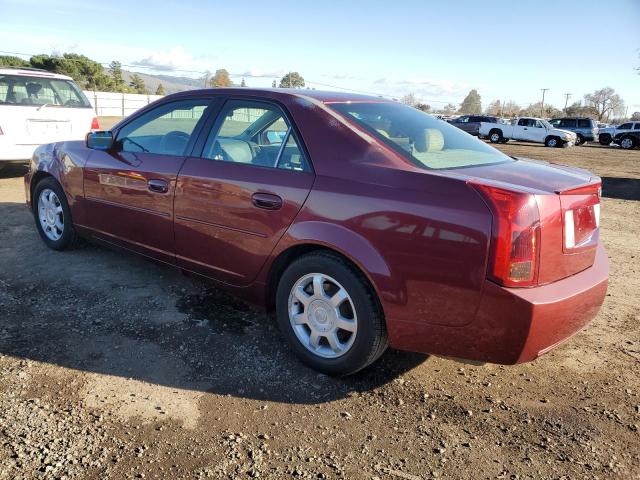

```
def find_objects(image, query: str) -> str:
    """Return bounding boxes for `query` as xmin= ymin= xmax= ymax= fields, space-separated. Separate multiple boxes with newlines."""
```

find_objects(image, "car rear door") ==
xmin=174 ymin=98 xmax=314 ymax=286
xmin=82 ymin=98 xmax=213 ymax=263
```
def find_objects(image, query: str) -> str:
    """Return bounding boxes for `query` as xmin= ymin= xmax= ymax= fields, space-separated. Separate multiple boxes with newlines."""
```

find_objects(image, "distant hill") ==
xmin=122 ymin=70 xmax=205 ymax=94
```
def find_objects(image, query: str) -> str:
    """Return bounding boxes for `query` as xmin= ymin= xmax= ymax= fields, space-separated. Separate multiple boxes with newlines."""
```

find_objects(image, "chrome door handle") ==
xmin=252 ymin=192 xmax=282 ymax=210
xmin=148 ymin=179 xmax=169 ymax=193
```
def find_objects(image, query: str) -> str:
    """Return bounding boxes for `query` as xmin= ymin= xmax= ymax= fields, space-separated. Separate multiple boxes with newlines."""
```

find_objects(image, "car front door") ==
xmin=512 ymin=118 xmax=531 ymax=140
xmin=174 ymin=98 xmax=314 ymax=285
xmin=82 ymin=98 xmax=213 ymax=263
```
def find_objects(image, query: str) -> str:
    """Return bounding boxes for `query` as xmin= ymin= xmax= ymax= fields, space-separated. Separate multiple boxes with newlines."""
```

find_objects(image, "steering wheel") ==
xmin=159 ymin=131 xmax=190 ymax=156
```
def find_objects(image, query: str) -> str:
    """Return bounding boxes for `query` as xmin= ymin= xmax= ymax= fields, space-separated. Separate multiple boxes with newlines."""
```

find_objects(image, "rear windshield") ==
xmin=330 ymin=102 xmax=511 ymax=170
xmin=0 ymin=74 xmax=91 ymax=108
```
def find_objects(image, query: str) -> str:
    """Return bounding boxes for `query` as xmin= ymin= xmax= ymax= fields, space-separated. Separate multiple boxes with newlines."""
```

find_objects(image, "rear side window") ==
xmin=331 ymin=102 xmax=510 ymax=170
xmin=0 ymin=74 xmax=90 ymax=107
xmin=560 ymin=119 xmax=577 ymax=128
xmin=202 ymin=100 xmax=310 ymax=172
xmin=116 ymin=99 xmax=211 ymax=156
xmin=577 ymin=119 xmax=592 ymax=128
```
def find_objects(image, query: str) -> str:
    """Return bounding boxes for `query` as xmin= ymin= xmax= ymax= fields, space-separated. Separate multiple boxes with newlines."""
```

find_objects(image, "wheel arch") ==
xmin=263 ymin=222 xmax=399 ymax=314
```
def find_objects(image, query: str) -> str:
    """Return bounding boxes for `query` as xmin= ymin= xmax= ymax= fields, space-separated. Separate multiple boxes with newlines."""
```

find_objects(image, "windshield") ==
xmin=330 ymin=102 xmax=511 ymax=170
xmin=0 ymin=74 xmax=91 ymax=108
xmin=540 ymin=119 xmax=553 ymax=129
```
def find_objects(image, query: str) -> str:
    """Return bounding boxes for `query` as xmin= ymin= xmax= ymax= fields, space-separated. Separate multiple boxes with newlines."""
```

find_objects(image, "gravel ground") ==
xmin=0 ymin=141 xmax=639 ymax=479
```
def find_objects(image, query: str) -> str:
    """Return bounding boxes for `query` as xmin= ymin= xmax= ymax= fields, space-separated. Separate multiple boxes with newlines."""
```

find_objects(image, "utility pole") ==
xmin=563 ymin=93 xmax=572 ymax=113
xmin=540 ymin=88 xmax=549 ymax=117
xmin=289 ymin=71 xmax=292 ymax=88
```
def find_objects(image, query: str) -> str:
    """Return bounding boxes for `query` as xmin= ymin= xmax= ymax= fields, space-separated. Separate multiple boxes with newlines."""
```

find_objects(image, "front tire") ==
xmin=575 ymin=134 xmax=584 ymax=146
xmin=545 ymin=136 xmax=560 ymax=148
xmin=619 ymin=136 xmax=636 ymax=150
xmin=275 ymin=252 xmax=388 ymax=376
xmin=33 ymin=177 xmax=82 ymax=250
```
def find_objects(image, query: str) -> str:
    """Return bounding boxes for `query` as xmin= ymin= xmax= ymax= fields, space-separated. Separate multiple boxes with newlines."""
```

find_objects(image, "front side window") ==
xmin=202 ymin=100 xmax=310 ymax=172
xmin=618 ymin=123 xmax=633 ymax=130
xmin=0 ymin=74 xmax=90 ymax=107
xmin=330 ymin=102 xmax=511 ymax=170
xmin=116 ymin=99 xmax=210 ymax=156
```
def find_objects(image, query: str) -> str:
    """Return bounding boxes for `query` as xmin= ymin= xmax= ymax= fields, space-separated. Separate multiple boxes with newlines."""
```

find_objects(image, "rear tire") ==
xmin=275 ymin=251 xmax=388 ymax=376
xmin=599 ymin=134 xmax=612 ymax=146
xmin=488 ymin=130 xmax=503 ymax=144
xmin=545 ymin=136 xmax=560 ymax=148
xmin=619 ymin=136 xmax=636 ymax=150
xmin=32 ymin=177 xmax=83 ymax=251
xmin=575 ymin=134 xmax=584 ymax=146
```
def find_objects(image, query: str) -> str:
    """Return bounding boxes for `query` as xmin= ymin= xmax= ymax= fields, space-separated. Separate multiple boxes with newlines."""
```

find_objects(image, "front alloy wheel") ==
xmin=38 ymin=188 xmax=64 ymax=241
xmin=620 ymin=137 xmax=635 ymax=150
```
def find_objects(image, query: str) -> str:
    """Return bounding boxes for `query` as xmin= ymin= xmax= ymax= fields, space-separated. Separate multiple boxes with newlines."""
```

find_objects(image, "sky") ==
xmin=1 ymin=0 xmax=639 ymax=112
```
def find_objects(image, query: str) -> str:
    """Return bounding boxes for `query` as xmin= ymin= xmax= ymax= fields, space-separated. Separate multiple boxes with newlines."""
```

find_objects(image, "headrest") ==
xmin=414 ymin=128 xmax=444 ymax=153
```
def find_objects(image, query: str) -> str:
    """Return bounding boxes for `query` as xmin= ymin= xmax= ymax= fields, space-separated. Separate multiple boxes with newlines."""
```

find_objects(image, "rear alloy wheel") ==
xmin=489 ymin=130 xmax=503 ymax=143
xmin=33 ymin=177 xmax=82 ymax=250
xmin=545 ymin=136 xmax=560 ymax=148
xmin=276 ymin=252 xmax=388 ymax=376
xmin=620 ymin=136 xmax=635 ymax=150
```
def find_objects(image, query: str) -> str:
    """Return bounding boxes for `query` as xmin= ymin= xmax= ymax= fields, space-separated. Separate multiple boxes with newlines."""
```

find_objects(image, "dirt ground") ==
xmin=0 ymin=141 xmax=638 ymax=480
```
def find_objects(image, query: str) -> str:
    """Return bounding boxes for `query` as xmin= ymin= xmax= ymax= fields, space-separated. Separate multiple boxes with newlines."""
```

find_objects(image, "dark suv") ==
xmin=549 ymin=118 xmax=598 ymax=146
xmin=449 ymin=115 xmax=498 ymax=136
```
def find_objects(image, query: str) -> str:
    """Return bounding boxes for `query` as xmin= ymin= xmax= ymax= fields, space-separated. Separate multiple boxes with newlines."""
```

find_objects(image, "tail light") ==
xmin=91 ymin=117 xmax=100 ymax=130
xmin=470 ymin=182 xmax=541 ymax=287
xmin=557 ymin=182 xmax=601 ymax=252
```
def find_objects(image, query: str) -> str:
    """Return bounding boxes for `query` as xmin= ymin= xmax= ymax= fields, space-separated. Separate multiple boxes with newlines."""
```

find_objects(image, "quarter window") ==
xmin=202 ymin=100 xmax=309 ymax=172
xmin=116 ymin=99 xmax=210 ymax=156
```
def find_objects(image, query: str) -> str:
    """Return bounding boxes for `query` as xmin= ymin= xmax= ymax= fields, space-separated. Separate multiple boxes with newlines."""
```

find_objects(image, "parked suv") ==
xmin=549 ymin=118 xmax=598 ymax=145
xmin=599 ymin=122 xmax=640 ymax=146
xmin=0 ymin=67 xmax=99 ymax=170
xmin=449 ymin=115 xmax=499 ymax=136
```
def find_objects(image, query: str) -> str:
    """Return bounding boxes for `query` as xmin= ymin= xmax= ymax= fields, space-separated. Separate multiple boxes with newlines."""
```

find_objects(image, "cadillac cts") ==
xmin=24 ymin=89 xmax=608 ymax=376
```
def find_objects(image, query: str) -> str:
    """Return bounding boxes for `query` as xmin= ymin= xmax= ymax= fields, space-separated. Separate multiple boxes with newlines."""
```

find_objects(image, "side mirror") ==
xmin=86 ymin=131 xmax=113 ymax=151
xmin=264 ymin=130 xmax=286 ymax=145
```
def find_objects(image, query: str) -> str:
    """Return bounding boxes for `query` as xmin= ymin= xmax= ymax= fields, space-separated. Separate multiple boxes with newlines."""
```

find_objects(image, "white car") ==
xmin=479 ymin=117 xmax=576 ymax=147
xmin=0 ymin=67 xmax=98 ymax=169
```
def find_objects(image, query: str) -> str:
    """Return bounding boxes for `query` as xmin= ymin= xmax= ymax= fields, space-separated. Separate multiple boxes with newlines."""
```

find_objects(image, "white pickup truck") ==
xmin=479 ymin=117 xmax=577 ymax=147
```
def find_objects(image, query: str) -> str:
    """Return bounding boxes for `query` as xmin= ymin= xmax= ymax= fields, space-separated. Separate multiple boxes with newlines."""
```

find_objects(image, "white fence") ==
xmin=83 ymin=91 xmax=164 ymax=117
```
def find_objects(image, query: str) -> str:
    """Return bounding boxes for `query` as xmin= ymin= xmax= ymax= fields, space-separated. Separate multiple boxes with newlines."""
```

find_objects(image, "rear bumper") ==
xmin=387 ymin=243 xmax=608 ymax=364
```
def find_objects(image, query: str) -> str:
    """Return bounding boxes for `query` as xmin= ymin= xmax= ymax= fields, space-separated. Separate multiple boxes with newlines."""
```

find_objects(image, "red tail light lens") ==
xmin=91 ymin=117 xmax=100 ymax=130
xmin=471 ymin=183 xmax=541 ymax=287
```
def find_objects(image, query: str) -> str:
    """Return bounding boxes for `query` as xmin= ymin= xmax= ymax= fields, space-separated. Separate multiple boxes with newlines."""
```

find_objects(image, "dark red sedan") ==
xmin=24 ymin=89 xmax=608 ymax=376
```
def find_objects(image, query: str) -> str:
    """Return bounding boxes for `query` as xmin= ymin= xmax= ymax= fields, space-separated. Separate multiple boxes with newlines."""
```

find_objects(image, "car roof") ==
xmin=0 ymin=67 xmax=74 ymax=81
xmin=168 ymin=87 xmax=389 ymax=105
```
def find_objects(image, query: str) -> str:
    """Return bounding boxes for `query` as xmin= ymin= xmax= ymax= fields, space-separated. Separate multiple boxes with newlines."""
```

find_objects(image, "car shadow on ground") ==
xmin=601 ymin=177 xmax=640 ymax=201
xmin=0 ymin=199 xmax=428 ymax=405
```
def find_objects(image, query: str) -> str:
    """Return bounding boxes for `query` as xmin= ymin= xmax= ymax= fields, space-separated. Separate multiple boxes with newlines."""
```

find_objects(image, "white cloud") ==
xmin=133 ymin=46 xmax=213 ymax=73
xmin=238 ymin=68 xmax=286 ymax=79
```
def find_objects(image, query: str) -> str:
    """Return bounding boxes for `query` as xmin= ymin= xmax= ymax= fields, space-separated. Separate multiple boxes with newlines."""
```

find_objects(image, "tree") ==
xmin=519 ymin=102 xmax=562 ymax=119
xmin=240 ymin=77 xmax=246 ymax=87
xmin=415 ymin=103 xmax=431 ymax=112
xmin=459 ymin=89 xmax=482 ymax=114
xmin=129 ymin=74 xmax=148 ymax=94
xmin=279 ymin=72 xmax=305 ymax=88
xmin=155 ymin=83 xmax=165 ymax=95
xmin=0 ymin=55 xmax=29 ymax=67
xmin=485 ymin=99 xmax=502 ymax=116
xmin=29 ymin=53 xmax=113 ymax=90
xmin=583 ymin=87 xmax=625 ymax=121
xmin=631 ymin=111 xmax=640 ymax=121
xmin=502 ymin=100 xmax=520 ymax=118
xmin=108 ymin=61 xmax=126 ymax=92
xmin=271 ymin=80 xmax=277 ymax=88
xmin=565 ymin=101 xmax=598 ymax=118
xmin=400 ymin=92 xmax=418 ymax=107
xmin=210 ymin=69 xmax=232 ymax=88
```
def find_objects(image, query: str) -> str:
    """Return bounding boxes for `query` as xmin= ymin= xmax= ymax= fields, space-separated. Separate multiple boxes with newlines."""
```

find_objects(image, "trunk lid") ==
xmin=458 ymin=158 xmax=601 ymax=285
